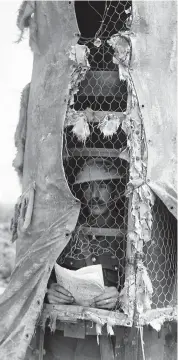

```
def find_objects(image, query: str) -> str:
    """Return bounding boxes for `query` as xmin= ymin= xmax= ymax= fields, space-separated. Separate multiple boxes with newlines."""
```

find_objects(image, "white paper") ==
xmin=55 ymin=264 xmax=105 ymax=306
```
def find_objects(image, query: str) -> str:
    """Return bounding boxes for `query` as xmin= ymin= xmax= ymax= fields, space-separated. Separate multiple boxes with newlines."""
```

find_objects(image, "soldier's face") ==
xmin=82 ymin=180 xmax=112 ymax=216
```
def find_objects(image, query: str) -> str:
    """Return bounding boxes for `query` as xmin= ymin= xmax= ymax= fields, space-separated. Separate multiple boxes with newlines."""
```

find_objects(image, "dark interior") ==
xmin=75 ymin=1 xmax=131 ymax=39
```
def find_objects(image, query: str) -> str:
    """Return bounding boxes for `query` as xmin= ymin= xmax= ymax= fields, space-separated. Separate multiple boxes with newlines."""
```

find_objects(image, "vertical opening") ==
xmin=72 ymin=1 xmax=132 ymax=113
xmin=59 ymin=0 xmax=132 ymax=310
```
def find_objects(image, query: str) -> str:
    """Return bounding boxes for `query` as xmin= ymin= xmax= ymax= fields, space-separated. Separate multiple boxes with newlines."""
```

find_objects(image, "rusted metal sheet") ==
xmin=0 ymin=3 xmax=80 ymax=359
xmin=131 ymin=1 xmax=177 ymax=219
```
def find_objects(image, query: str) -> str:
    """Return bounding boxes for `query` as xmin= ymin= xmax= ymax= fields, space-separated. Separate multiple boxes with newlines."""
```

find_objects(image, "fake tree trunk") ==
xmin=0 ymin=2 xmax=176 ymax=360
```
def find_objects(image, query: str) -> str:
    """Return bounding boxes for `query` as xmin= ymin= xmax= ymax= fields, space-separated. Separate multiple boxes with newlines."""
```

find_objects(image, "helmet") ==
xmin=74 ymin=158 xmax=123 ymax=184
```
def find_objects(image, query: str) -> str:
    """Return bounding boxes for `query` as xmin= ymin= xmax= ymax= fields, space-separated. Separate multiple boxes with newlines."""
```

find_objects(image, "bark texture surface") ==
xmin=0 ymin=3 xmax=80 ymax=360
xmin=131 ymin=0 xmax=177 ymax=218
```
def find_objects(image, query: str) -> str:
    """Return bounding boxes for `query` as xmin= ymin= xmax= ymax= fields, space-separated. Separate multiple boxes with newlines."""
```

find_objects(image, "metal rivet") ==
xmin=141 ymin=104 xmax=145 ymax=108
xmin=92 ymin=257 xmax=96 ymax=263
xmin=70 ymin=261 xmax=73 ymax=265
xmin=66 ymin=232 xmax=70 ymax=237
xmin=114 ymin=266 xmax=118 ymax=271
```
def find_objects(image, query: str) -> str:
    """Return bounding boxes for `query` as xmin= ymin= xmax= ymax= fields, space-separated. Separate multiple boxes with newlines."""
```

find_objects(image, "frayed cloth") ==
xmin=16 ymin=1 xmax=39 ymax=53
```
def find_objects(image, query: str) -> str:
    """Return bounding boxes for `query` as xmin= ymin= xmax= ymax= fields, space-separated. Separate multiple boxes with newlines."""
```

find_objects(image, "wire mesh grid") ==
xmin=61 ymin=125 xmax=129 ymax=292
xmin=59 ymin=1 xmax=131 ymax=292
xmin=75 ymin=1 xmax=131 ymax=40
xmin=143 ymin=197 xmax=177 ymax=309
xmin=73 ymin=0 xmax=131 ymax=112
xmin=60 ymin=0 xmax=176 ymax=311
xmin=73 ymin=65 xmax=128 ymax=112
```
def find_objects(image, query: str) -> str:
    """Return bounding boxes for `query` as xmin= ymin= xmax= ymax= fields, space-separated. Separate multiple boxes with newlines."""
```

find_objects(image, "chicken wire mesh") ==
xmin=59 ymin=0 xmax=176 ymax=311
xmin=143 ymin=197 xmax=177 ymax=309
xmin=61 ymin=125 xmax=129 ymax=292
xmin=75 ymin=0 xmax=131 ymax=40
xmin=73 ymin=0 xmax=131 ymax=112
xmin=58 ymin=1 xmax=131 ymax=292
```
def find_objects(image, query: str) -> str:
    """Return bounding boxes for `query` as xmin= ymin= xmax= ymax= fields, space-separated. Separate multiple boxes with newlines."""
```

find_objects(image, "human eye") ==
xmin=82 ymin=183 xmax=90 ymax=192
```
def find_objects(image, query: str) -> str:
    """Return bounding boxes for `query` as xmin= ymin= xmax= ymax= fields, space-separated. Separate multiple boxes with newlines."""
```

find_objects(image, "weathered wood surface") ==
xmin=42 ymin=304 xmax=133 ymax=328
xmin=63 ymin=146 xmax=126 ymax=159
